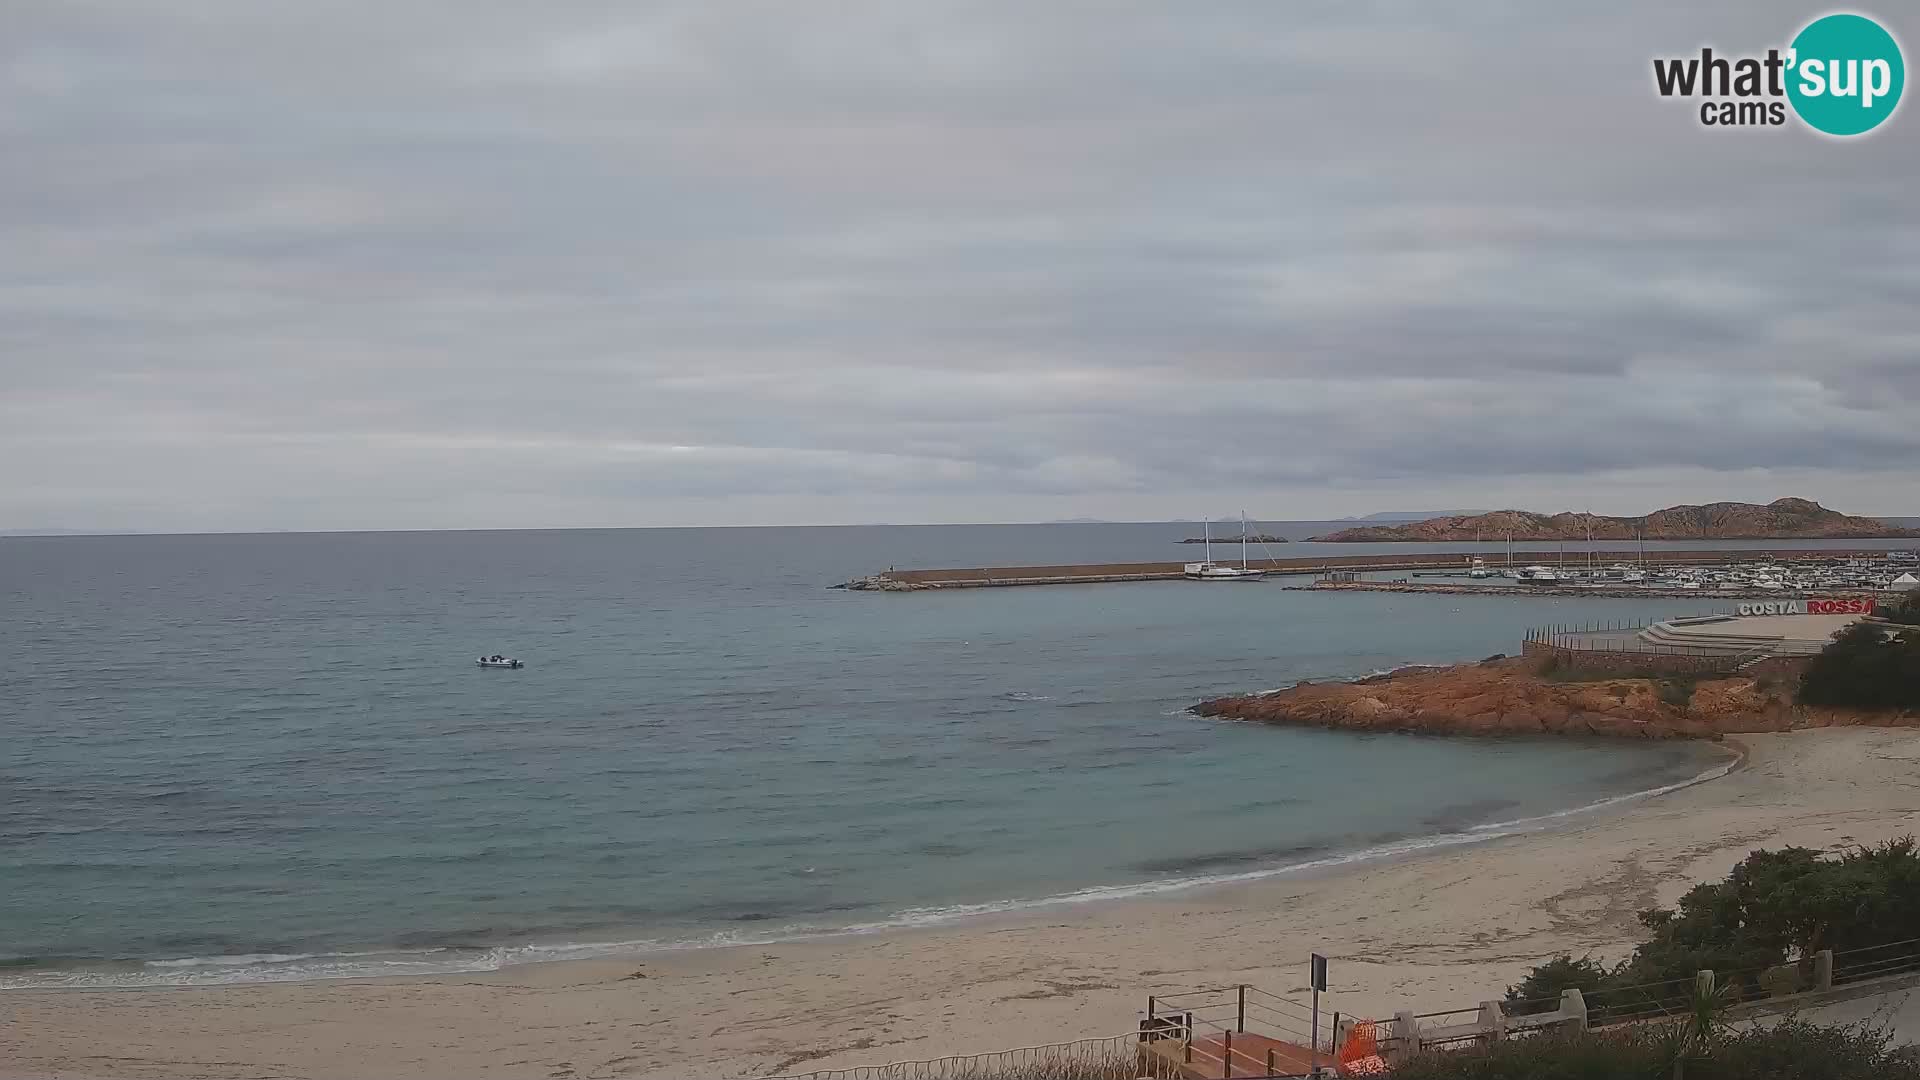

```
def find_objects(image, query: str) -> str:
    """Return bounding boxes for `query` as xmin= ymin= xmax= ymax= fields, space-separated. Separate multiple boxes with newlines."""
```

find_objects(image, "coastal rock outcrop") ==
xmin=1191 ymin=658 xmax=1786 ymax=739
xmin=1309 ymin=498 xmax=1918 ymax=542
xmin=1195 ymin=657 xmax=1920 ymax=739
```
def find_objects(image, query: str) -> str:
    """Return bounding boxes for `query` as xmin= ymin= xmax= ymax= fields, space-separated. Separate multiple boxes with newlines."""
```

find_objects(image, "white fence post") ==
xmin=1477 ymin=1000 xmax=1507 ymax=1043
xmin=1560 ymin=988 xmax=1588 ymax=1032
xmin=1392 ymin=1010 xmax=1422 ymax=1057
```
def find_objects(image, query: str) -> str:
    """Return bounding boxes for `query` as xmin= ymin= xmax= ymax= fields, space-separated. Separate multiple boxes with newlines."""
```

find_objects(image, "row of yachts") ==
xmin=1465 ymin=555 xmax=1917 ymax=591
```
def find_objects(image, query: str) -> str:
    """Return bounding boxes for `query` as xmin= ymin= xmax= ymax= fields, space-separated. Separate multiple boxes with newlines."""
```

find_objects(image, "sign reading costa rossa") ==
xmin=1736 ymin=598 xmax=1875 ymax=616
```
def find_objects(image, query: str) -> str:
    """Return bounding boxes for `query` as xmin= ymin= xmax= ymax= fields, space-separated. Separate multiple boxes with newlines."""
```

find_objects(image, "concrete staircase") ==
xmin=1637 ymin=620 xmax=1828 ymax=657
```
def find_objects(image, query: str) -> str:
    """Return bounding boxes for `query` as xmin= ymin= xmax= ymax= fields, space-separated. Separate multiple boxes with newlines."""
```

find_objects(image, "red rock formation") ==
xmin=1309 ymin=498 xmax=1918 ymax=542
xmin=1191 ymin=657 xmax=1917 ymax=739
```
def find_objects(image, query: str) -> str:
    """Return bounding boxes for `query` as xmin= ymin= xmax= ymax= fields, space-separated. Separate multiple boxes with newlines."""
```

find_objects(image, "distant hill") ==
xmin=0 ymin=527 xmax=139 ymax=537
xmin=1333 ymin=510 xmax=1483 ymax=522
xmin=1310 ymin=498 xmax=1920 ymax=542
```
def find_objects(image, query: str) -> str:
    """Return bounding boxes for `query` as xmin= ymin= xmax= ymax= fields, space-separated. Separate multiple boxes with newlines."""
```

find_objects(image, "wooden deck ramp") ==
xmin=1139 ymin=985 xmax=1338 ymax=1079
xmin=1141 ymin=1029 xmax=1330 ymax=1078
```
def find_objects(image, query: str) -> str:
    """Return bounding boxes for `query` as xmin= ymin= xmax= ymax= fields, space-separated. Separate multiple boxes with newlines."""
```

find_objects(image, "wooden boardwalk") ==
xmin=1141 ymin=1029 xmax=1332 ymax=1078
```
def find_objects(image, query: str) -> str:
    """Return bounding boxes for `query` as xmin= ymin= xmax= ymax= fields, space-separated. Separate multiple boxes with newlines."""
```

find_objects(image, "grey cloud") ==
xmin=2 ymin=0 xmax=1918 ymax=530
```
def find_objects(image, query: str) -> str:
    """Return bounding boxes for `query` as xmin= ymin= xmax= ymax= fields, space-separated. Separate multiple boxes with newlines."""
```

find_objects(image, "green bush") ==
xmin=1508 ymin=838 xmax=1920 ymax=1026
xmin=1877 ymin=591 xmax=1920 ymax=627
xmin=1654 ymin=677 xmax=1697 ymax=709
xmin=1705 ymin=1017 xmax=1920 ymax=1080
xmin=1505 ymin=955 xmax=1612 ymax=1016
xmin=1798 ymin=622 xmax=1920 ymax=710
xmin=1386 ymin=1025 xmax=1667 ymax=1080
xmin=1387 ymin=1020 xmax=1920 ymax=1080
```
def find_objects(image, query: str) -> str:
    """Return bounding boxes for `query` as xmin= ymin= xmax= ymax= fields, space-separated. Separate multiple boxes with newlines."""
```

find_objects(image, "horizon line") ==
xmin=8 ymin=512 xmax=1920 ymax=541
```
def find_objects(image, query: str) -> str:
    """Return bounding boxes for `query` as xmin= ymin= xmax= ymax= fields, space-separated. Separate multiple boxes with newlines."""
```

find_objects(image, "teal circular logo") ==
xmin=1787 ymin=13 xmax=1905 ymax=136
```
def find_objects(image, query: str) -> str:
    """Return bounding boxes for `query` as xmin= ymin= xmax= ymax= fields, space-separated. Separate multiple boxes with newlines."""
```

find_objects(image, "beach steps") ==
xmin=1141 ymin=984 xmax=1336 ymax=1078
xmin=1638 ymin=618 xmax=1848 ymax=656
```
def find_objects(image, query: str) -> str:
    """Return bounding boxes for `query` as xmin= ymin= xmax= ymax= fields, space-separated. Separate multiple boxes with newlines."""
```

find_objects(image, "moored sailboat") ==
xmin=1184 ymin=513 xmax=1267 ymax=580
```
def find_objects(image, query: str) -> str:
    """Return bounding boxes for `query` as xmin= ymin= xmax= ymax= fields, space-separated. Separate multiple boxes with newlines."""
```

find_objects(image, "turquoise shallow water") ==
xmin=0 ymin=525 xmax=1747 ymax=986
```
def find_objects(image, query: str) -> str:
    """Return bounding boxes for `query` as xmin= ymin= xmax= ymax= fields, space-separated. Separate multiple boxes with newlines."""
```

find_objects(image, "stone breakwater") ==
xmin=1189 ymin=657 xmax=1915 ymax=740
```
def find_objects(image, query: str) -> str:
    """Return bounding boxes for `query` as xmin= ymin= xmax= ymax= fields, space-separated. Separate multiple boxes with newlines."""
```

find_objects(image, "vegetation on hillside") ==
xmin=1505 ymin=837 xmax=1920 ymax=1022
xmin=1387 ymin=1019 xmax=1920 ymax=1080
xmin=1508 ymin=839 xmax=1920 ymax=1023
xmin=1797 ymin=622 xmax=1920 ymax=710
xmin=1877 ymin=590 xmax=1920 ymax=627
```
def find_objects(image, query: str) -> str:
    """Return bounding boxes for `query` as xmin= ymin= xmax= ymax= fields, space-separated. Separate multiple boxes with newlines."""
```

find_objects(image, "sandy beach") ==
xmin=8 ymin=727 xmax=1920 ymax=1080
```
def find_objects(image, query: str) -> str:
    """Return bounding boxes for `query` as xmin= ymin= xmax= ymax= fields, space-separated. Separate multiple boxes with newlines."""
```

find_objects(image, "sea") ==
xmin=6 ymin=521 xmax=1897 ymax=988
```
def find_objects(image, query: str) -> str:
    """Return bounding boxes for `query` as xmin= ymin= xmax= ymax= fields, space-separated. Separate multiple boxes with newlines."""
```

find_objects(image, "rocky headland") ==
xmin=1190 ymin=656 xmax=1915 ymax=739
xmin=1309 ymin=497 xmax=1918 ymax=542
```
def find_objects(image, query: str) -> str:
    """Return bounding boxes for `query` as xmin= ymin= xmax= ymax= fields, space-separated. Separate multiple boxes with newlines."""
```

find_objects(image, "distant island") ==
xmin=1309 ymin=498 xmax=1920 ymax=542
xmin=1179 ymin=533 xmax=1289 ymax=544
xmin=0 ymin=527 xmax=139 ymax=537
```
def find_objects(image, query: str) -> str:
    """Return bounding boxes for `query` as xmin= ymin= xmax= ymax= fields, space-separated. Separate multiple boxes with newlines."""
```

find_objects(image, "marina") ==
xmin=843 ymin=548 xmax=1920 ymax=594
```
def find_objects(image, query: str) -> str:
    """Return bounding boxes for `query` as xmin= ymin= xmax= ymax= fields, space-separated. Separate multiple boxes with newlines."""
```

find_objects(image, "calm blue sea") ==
xmin=1 ymin=523 xmax=1841 ymax=987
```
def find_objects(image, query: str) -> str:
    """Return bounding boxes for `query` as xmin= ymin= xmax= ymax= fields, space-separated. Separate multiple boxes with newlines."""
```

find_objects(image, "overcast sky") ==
xmin=4 ymin=1 xmax=1917 ymax=531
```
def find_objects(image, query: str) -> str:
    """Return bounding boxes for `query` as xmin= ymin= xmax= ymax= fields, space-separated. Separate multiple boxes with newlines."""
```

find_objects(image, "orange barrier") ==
xmin=1338 ymin=1020 xmax=1389 ymax=1077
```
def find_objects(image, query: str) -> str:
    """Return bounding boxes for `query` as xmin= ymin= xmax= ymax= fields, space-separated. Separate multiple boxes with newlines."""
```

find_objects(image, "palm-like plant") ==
xmin=1662 ymin=974 xmax=1733 ymax=1080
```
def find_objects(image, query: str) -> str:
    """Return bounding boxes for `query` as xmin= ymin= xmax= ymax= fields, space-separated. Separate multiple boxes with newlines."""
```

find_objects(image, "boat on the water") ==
xmin=477 ymin=655 xmax=524 ymax=669
xmin=1184 ymin=513 xmax=1266 ymax=581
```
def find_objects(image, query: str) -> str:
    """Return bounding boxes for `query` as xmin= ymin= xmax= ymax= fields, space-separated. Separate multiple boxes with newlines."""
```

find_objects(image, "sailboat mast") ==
xmin=1204 ymin=517 xmax=1212 ymax=565
xmin=1241 ymin=511 xmax=1249 ymax=570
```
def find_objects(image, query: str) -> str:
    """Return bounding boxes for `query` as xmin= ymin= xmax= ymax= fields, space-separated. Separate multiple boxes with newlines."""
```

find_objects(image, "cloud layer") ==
xmin=4 ymin=1 xmax=1917 ymax=529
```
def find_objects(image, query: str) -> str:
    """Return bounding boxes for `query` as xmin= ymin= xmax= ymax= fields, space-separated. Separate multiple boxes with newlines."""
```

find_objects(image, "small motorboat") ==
xmin=477 ymin=655 xmax=524 ymax=669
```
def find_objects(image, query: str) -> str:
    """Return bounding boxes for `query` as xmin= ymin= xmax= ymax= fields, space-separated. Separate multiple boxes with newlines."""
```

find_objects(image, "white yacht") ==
xmin=1468 ymin=556 xmax=1491 ymax=579
xmin=1184 ymin=513 xmax=1266 ymax=581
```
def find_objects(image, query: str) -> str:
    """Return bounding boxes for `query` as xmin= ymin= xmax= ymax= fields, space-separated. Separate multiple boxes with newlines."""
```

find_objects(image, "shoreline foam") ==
xmin=0 ymin=743 xmax=1737 ymax=991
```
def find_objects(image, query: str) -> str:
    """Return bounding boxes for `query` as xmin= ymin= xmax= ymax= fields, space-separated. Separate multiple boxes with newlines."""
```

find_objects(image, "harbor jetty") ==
xmin=838 ymin=547 xmax=1907 ymax=591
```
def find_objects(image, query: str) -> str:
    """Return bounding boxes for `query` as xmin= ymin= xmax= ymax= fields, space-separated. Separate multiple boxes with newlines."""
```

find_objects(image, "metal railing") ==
xmin=1833 ymin=937 xmax=1920 ymax=985
xmin=1142 ymin=984 xmax=1334 ymax=1077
